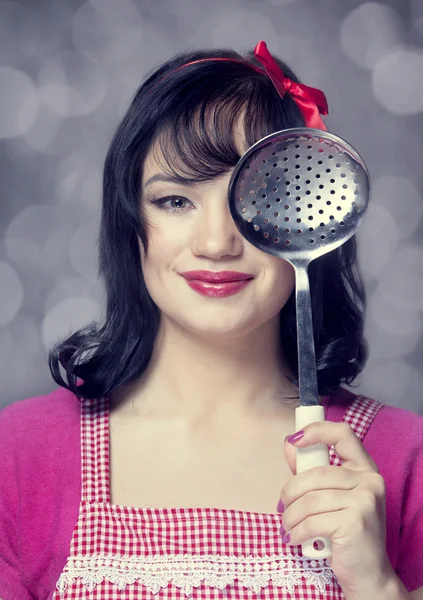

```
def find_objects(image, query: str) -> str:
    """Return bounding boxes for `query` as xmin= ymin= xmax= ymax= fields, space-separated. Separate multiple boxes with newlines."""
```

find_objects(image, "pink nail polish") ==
xmin=277 ymin=499 xmax=284 ymax=513
xmin=282 ymin=533 xmax=291 ymax=544
xmin=287 ymin=430 xmax=305 ymax=445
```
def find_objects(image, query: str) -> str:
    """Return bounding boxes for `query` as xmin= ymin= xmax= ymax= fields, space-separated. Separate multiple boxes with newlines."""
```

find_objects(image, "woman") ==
xmin=0 ymin=41 xmax=422 ymax=600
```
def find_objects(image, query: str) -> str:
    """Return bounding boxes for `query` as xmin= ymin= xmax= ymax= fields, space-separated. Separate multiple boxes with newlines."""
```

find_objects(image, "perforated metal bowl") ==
xmin=228 ymin=128 xmax=370 ymax=261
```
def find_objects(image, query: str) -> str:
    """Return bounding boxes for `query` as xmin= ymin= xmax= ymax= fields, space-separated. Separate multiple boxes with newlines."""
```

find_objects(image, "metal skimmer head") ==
xmin=228 ymin=128 xmax=371 ymax=262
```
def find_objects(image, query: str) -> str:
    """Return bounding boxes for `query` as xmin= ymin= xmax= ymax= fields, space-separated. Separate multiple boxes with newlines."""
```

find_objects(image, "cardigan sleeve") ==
xmin=394 ymin=412 xmax=423 ymax=592
xmin=0 ymin=403 xmax=35 ymax=600
xmin=0 ymin=388 xmax=82 ymax=600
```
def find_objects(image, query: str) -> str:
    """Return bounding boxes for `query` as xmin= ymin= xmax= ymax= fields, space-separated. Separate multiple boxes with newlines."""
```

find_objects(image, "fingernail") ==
xmin=277 ymin=499 xmax=284 ymax=513
xmin=286 ymin=430 xmax=305 ymax=445
xmin=282 ymin=533 xmax=291 ymax=544
xmin=279 ymin=525 xmax=286 ymax=536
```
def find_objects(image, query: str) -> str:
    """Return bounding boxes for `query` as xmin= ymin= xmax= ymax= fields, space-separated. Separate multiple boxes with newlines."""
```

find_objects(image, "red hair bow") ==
xmin=253 ymin=40 xmax=328 ymax=130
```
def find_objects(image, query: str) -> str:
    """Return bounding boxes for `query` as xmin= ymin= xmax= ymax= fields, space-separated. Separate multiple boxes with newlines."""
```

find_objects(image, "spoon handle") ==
xmin=295 ymin=405 xmax=332 ymax=558
xmin=293 ymin=262 xmax=332 ymax=559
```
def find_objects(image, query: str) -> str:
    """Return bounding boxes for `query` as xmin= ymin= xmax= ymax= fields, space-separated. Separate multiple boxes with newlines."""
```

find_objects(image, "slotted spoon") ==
xmin=228 ymin=127 xmax=371 ymax=559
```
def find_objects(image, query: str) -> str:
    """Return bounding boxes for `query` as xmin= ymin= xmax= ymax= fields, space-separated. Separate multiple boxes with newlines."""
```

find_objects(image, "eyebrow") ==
xmin=143 ymin=173 xmax=203 ymax=189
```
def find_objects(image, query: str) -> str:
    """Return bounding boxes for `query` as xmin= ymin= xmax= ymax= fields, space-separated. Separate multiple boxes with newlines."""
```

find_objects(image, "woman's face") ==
xmin=138 ymin=142 xmax=296 ymax=339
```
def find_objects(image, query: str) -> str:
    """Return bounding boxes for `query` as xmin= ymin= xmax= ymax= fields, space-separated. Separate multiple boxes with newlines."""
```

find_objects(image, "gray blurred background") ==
xmin=1 ymin=0 xmax=422 ymax=413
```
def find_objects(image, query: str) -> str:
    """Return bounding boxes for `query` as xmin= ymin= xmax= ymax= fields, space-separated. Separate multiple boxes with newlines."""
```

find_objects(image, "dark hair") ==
xmin=48 ymin=45 xmax=368 ymax=401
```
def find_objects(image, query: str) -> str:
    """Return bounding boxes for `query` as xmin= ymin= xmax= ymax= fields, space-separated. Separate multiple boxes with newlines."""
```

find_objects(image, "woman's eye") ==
xmin=149 ymin=195 xmax=194 ymax=213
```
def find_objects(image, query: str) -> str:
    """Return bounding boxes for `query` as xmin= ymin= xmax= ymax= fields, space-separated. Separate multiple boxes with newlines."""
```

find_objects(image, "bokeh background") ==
xmin=0 ymin=0 xmax=422 ymax=413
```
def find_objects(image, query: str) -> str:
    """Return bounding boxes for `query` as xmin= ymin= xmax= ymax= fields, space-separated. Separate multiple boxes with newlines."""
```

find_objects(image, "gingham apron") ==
xmin=53 ymin=394 xmax=383 ymax=599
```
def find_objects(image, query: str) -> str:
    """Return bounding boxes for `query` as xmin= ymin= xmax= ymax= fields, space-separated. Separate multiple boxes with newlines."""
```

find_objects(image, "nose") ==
xmin=190 ymin=196 xmax=244 ymax=261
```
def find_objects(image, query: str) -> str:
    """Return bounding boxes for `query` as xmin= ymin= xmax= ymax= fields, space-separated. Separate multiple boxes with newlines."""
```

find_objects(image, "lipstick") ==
xmin=180 ymin=271 xmax=254 ymax=298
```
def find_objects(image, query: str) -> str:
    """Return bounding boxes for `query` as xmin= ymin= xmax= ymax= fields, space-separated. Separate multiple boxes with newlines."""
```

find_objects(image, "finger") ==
xmin=281 ymin=489 xmax=353 ymax=533
xmin=281 ymin=510 xmax=346 ymax=547
xmin=283 ymin=435 xmax=298 ymax=475
xmin=287 ymin=421 xmax=379 ymax=472
xmin=280 ymin=465 xmax=360 ymax=509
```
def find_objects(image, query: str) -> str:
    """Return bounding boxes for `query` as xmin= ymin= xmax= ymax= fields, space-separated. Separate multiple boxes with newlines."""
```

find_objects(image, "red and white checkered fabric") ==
xmin=53 ymin=394 xmax=383 ymax=599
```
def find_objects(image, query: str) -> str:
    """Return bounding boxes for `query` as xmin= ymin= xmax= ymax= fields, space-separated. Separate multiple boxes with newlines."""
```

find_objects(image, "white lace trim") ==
xmin=56 ymin=552 xmax=335 ymax=597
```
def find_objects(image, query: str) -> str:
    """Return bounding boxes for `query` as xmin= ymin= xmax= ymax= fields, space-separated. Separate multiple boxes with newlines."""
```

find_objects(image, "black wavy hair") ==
xmin=48 ymin=45 xmax=368 ymax=401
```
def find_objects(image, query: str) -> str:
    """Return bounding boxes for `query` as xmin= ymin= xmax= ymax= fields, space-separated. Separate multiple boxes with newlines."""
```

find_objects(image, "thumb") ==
xmin=284 ymin=435 xmax=298 ymax=475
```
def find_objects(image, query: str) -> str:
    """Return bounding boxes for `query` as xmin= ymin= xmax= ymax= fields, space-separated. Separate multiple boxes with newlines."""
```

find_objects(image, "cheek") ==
xmin=139 ymin=237 xmax=166 ymax=281
xmin=138 ymin=224 xmax=187 ymax=292
xmin=278 ymin=261 xmax=296 ymax=293
xmin=264 ymin=259 xmax=296 ymax=314
xmin=265 ymin=255 xmax=296 ymax=294
xmin=138 ymin=238 xmax=167 ymax=307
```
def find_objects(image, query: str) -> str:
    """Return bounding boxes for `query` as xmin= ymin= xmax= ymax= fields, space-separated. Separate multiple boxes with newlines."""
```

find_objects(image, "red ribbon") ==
xmin=253 ymin=41 xmax=328 ymax=130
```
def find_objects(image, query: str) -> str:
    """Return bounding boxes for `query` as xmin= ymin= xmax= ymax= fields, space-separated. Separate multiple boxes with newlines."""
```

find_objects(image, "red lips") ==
xmin=181 ymin=271 xmax=254 ymax=283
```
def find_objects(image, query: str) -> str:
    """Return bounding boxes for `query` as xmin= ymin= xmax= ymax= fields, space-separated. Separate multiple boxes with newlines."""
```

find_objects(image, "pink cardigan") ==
xmin=0 ymin=386 xmax=422 ymax=599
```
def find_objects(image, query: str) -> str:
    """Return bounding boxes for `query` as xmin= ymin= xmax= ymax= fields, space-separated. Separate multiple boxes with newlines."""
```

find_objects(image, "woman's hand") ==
xmin=279 ymin=421 xmax=396 ymax=598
